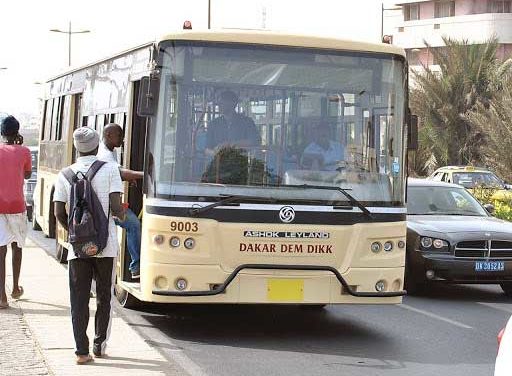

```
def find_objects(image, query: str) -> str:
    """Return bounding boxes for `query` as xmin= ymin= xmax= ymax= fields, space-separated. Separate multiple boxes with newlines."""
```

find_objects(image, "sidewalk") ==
xmin=1 ymin=237 xmax=186 ymax=376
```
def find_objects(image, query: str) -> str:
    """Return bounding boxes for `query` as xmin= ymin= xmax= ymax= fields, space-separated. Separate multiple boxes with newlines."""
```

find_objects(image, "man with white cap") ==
xmin=53 ymin=127 xmax=125 ymax=364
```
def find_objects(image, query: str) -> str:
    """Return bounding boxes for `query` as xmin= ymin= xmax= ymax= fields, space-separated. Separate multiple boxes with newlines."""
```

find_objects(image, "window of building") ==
xmin=489 ymin=0 xmax=511 ymax=13
xmin=434 ymin=1 xmax=455 ymax=18
xmin=404 ymin=3 xmax=420 ymax=21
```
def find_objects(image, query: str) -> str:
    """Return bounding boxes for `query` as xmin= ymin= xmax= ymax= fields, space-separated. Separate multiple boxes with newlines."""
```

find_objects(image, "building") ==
xmin=388 ymin=0 xmax=512 ymax=68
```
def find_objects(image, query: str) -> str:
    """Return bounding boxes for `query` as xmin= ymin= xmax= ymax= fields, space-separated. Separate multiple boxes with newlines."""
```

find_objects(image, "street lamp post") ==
xmin=208 ymin=0 xmax=211 ymax=29
xmin=50 ymin=22 xmax=90 ymax=66
xmin=381 ymin=2 xmax=402 ymax=41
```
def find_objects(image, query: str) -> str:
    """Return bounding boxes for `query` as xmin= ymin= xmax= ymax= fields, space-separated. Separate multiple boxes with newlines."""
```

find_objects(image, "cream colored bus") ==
xmin=34 ymin=30 xmax=415 ymax=308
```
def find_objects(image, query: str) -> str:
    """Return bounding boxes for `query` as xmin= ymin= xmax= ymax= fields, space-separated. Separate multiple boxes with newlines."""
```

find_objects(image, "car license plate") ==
xmin=475 ymin=261 xmax=505 ymax=272
xmin=267 ymin=279 xmax=304 ymax=302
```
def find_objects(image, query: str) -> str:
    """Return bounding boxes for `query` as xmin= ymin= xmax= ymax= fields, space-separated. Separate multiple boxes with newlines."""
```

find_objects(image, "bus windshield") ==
xmin=147 ymin=41 xmax=407 ymax=206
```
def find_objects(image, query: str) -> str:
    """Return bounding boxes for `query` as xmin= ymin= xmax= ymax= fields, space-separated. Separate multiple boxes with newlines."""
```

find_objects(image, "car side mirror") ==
xmin=484 ymin=204 xmax=495 ymax=214
xmin=408 ymin=113 xmax=418 ymax=151
xmin=137 ymin=76 xmax=159 ymax=117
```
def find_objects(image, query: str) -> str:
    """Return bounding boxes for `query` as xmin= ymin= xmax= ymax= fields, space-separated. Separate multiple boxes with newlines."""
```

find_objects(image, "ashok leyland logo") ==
xmin=279 ymin=206 xmax=295 ymax=223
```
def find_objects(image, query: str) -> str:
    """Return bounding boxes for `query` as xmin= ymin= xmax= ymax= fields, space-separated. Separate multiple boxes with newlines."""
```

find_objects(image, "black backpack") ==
xmin=62 ymin=160 xmax=109 ymax=258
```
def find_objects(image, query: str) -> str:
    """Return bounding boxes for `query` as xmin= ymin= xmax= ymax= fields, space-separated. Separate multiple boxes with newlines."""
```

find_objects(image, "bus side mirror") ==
xmin=408 ymin=114 xmax=418 ymax=151
xmin=137 ymin=76 xmax=159 ymax=117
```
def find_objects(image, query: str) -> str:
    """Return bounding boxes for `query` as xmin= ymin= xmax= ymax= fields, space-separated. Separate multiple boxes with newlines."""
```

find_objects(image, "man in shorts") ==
xmin=0 ymin=115 xmax=32 ymax=309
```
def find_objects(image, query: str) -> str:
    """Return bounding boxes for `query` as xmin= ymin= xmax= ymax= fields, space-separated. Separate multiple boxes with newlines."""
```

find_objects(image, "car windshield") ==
xmin=407 ymin=185 xmax=488 ymax=216
xmin=147 ymin=41 xmax=407 ymax=206
xmin=452 ymin=172 xmax=504 ymax=189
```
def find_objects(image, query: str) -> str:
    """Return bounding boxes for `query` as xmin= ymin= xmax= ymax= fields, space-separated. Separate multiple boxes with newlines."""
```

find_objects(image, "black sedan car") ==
xmin=406 ymin=178 xmax=512 ymax=295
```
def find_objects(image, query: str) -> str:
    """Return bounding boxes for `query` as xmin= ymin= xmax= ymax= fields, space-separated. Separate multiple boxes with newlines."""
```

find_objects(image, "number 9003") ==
xmin=170 ymin=221 xmax=198 ymax=232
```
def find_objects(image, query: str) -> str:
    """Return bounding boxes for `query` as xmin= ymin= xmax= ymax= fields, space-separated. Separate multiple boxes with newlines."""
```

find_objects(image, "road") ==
xmin=31 ymin=229 xmax=510 ymax=376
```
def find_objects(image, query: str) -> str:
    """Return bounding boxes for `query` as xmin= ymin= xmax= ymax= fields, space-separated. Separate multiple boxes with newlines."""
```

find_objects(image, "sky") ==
xmin=0 ymin=0 xmax=392 ymax=121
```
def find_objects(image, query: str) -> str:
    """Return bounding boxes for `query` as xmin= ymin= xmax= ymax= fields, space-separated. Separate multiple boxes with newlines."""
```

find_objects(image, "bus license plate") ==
xmin=475 ymin=261 xmax=504 ymax=272
xmin=267 ymin=279 xmax=304 ymax=302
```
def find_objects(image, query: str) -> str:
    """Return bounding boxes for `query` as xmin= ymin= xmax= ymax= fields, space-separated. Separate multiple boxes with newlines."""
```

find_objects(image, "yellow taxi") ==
xmin=428 ymin=166 xmax=512 ymax=203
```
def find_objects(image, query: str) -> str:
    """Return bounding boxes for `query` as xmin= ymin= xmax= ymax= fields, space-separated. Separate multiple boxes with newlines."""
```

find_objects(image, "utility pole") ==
xmin=50 ymin=22 xmax=90 ymax=66
xmin=208 ymin=0 xmax=211 ymax=29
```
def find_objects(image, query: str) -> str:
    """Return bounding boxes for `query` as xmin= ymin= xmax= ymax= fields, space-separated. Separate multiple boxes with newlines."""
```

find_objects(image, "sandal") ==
xmin=11 ymin=286 xmax=24 ymax=300
xmin=76 ymin=354 xmax=94 ymax=365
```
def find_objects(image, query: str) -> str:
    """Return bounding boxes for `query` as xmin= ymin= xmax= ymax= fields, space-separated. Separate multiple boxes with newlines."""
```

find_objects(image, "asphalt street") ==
xmin=31 ymin=229 xmax=510 ymax=376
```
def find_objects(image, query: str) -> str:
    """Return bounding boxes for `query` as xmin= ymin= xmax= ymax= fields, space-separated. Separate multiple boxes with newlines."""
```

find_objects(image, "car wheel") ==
xmin=404 ymin=258 xmax=426 ymax=295
xmin=115 ymin=282 xmax=141 ymax=308
xmin=500 ymin=282 xmax=512 ymax=297
xmin=55 ymin=242 xmax=68 ymax=264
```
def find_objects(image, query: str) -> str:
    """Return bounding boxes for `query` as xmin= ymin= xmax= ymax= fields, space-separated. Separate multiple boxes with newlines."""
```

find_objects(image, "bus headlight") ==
xmin=383 ymin=241 xmax=393 ymax=252
xmin=371 ymin=242 xmax=382 ymax=253
xmin=184 ymin=238 xmax=195 ymax=249
xmin=375 ymin=280 xmax=387 ymax=292
xmin=170 ymin=236 xmax=180 ymax=248
xmin=398 ymin=240 xmax=406 ymax=249
xmin=175 ymin=278 xmax=188 ymax=291
xmin=153 ymin=234 xmax=165 ymax=245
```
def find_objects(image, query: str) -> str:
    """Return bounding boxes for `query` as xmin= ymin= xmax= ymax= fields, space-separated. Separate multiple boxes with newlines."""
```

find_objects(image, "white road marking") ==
xmin=478 ymin=302 xmax=512 ymax=314
xmin=399 ymin=304 xmax=473 ymax=329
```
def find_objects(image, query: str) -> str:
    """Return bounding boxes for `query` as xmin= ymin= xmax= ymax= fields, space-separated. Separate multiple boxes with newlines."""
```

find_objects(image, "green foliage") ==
xmin=410 ymin=36 xmax=512 ymax=175
xmin=466 ymin=79 xmax=512 ymax=183
xmin=471 ymin=185 xmax=512 ymax=222
xmin=495 ymin=201 xmax=512 ymax=222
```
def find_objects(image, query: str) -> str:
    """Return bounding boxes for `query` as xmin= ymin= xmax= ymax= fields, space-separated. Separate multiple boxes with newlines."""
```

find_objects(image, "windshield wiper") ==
xmin=278 ymin=184 xmax=373 ymax=219
xmin=188 ymin=195 xmax=275 ymax=216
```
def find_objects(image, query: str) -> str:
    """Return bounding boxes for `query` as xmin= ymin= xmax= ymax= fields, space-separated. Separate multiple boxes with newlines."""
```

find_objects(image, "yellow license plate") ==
xmin=267 ymin=279 xmax=304 ymax=302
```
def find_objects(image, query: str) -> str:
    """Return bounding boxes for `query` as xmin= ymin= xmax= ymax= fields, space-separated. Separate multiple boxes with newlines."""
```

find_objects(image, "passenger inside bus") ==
xmin=205 ymin=90 xmax=261 ymax=153
xmin=97 ymin=123 xmax=142 ymax=280
xmin=301 ymin=122 xmax=345 ymax=171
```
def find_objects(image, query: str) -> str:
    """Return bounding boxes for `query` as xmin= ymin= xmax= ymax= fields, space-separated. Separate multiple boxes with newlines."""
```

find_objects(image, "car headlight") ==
xmin=420 ymin=236 xmax=449 ymax=251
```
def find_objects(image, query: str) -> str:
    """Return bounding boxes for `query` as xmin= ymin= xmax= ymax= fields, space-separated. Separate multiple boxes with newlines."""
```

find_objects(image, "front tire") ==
xmin=404 ymin=258 xmax=426 ymax=295
xmin=500 ymin=282 xmax=512 ymax=297
xmin=115 ymin=282 xmax=141 ymax=309
xmin=55 ymin=242 xmax=68 ymax=264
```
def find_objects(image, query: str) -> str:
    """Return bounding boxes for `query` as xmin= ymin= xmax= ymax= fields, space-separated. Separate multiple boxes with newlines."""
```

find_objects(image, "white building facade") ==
xmin=389 ymin=0 xmax=512 ymax=67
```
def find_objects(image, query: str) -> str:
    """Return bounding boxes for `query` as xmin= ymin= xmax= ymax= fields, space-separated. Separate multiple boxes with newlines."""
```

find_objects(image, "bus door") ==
xmin=121 ymin=80 xmax=147 ymax=281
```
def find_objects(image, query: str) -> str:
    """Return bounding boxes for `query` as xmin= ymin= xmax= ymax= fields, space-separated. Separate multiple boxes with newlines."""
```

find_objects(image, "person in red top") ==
xmin=0 ymin=115 xmax=31 ymax=309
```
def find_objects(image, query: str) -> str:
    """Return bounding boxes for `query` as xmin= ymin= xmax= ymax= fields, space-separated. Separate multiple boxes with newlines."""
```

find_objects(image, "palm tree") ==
xmin=467 ymin=78 xmax=512 ymax=182
xmin=410 ymin=36 xmax=511 ymax=170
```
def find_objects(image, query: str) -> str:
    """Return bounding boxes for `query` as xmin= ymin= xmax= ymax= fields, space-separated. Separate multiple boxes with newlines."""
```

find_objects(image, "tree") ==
xmin=410 ymin=36 xmax=511 ymax=172
xmin=466 ymin=79 xmax=512 ymax=182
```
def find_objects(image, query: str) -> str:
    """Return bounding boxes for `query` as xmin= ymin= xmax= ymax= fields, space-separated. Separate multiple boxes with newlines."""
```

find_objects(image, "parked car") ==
xmin=495 ymin=315 xmax=512 ymax=376
xmin=428 ymin=165 xmax=512 ymax=202
xmin=405 ymin=178 xmax=512 ymax=295
xmin=24 ymin=146 xmax=38 ymax=222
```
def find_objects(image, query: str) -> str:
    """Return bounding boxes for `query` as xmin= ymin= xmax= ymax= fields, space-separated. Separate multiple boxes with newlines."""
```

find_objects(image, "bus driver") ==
xmin=302 ymin=122 xmax=345 ymax=171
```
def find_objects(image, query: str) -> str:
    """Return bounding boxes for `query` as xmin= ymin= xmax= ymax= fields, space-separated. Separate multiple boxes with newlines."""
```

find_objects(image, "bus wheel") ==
xmin=32 ymin=216 xmax=41 ymax=231
xmin=55 ymin=243 xmax=68 ymax=264
xmin=500 ymin=283 xmax=512 ymax=297
xmin=115 ymin=283 xmax=141 ymax=309
xmin=300 ymin=304 xmax=326 ymax=310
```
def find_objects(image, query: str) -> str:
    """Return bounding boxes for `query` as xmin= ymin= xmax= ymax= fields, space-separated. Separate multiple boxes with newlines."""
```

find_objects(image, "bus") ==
xmin=33 ymin=30 xmax=415 ymax=307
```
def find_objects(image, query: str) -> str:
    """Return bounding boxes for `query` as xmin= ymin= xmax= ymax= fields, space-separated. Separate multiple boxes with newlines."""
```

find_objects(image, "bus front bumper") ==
xmin=145 ymin=264 xmax=405 ymax=304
